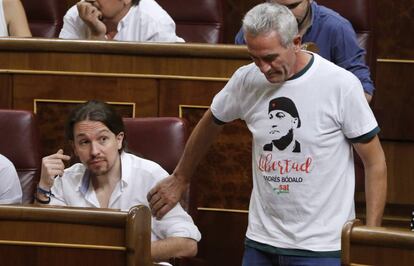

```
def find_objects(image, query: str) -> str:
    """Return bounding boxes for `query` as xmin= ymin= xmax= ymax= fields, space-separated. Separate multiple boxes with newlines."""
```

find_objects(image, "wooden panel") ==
xmin=12 ymin=74 xmax=158 ymax=157
xmin=196 ymin=209 xmax=248 ymax=266
xmin=0 ymin=205 xmax=152 ymax=266
xmin=0 ymin=39 xmax=249 ymax=78
xmin=375 ymin=0 xmax=414 ymax=59
xmin=342 ymin=220 xmax=414 ymax=266
xmin=382 ymin=141 xmax=414 ymax=204
xmin=373 ymin=62 xmax=414 ymax=141
xmin=0 ymin=74 xmax=12 ymax=109
xmin=182 ymin=107 xmax=252 ymax=210
xmin=12 ymin=74 xmax=158 ymax=113
xmin=0 ymin=246 xmax=124 ymax=266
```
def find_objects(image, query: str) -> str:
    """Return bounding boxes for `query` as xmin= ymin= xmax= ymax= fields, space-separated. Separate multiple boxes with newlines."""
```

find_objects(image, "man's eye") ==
xmin=79 ymin=140 xmax=89 ymax=145
xmin=286 ymin=2 xmax=302 ymax=9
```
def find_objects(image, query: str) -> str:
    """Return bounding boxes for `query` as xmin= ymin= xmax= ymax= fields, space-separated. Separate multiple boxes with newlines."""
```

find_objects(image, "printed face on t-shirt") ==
xmin=268 ymin=110 xmax=298 ymax=140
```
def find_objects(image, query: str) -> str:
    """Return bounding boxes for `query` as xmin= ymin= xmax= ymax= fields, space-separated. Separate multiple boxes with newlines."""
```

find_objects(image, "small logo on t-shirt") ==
xmin=273 ymin=184 xmax=290 ymax=194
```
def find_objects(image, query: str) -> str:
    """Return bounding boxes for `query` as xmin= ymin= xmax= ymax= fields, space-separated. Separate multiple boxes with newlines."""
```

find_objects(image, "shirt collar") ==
xmin=306 ymin=1 xmax=317 ymax=33
xmin=117 ymin=5 xmax=137 ymax=32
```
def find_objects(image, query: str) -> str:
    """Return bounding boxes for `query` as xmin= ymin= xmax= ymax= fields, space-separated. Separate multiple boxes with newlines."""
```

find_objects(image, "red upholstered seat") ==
xmin=316 ymin=0 xmax=375 ymax=73
xmin=123 ymin=117 xmax=188 ymax=175
xmin=21 ymin=0 xmax=66 ymax=38
xmin=0 ymin=110 xmax=41 ymax=203
xmin=156 ymin=0 xmax=224 ymax=43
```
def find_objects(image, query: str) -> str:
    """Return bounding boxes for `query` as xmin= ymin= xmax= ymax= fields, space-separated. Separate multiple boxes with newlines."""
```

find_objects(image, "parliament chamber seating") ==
xmin=21 ymin=0 xmax=66 ymax=38
xmin=156 ymin=0 xmax=224 ymax=43
xmin=341 ymin=219 xmax=414 ymax=266
xmin=123 ymin=117 xmax=191 ymax=212
xmin=123 ymin=117 xmax=188 ymax=175
xmin=0 ymin=204 xmax=152 ymax=266
xmin=0 ymin=109 xmax=41 ymax=204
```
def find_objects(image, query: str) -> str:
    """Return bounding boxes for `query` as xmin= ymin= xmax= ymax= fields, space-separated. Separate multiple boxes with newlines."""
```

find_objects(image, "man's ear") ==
xmin=117 ymin=132 xmax=125 ymax=150
xmin=293 ymin=35 xmax=302 ymax=51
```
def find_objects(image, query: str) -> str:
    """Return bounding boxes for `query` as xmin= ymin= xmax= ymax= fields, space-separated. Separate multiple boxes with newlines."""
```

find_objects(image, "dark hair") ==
xmin=65 ymin=100 xmax=126 ymax=151
xmin=132 ymin=0 xmax=140 ymax=6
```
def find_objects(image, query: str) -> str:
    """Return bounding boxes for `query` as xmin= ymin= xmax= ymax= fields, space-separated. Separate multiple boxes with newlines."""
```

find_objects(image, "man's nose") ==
xmin=257 ymin=60 xmax=271 ymax=74
xmin=90 ymin=141 xmax=101 ymax=156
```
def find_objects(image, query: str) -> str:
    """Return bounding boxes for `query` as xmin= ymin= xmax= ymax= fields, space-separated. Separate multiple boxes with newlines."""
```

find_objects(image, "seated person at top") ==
xmin=235 ymin=0 xmax=375 ymax=102
xmin=59 ymin=0 xmax=184 ymax=42
xmin=0 ymin=0 xmax=31 ymax=37
xmin=35 ymin=100 xmax=200 ymax=261
xmin=0 ymin=154 xmax=23 ymax=204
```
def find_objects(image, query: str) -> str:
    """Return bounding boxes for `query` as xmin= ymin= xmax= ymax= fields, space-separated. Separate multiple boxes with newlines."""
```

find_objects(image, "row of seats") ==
xmin=20 ymin=0 xmax=373 ymax=59
xmin=0 ymin=109 xmax=188 ymax=205
xmin=20 ymin=0 xmax=225 ymax=43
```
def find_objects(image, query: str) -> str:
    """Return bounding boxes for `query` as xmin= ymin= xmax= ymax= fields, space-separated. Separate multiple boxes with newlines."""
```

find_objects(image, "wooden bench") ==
xmin=341 ymin=219 xmax=414 ymax=266
xmin=0 ymin=204 xmax=152 ymax=266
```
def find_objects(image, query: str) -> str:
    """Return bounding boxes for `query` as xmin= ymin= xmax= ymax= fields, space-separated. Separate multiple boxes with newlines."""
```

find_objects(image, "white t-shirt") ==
xmin=0 ymin=0 xmax=8 ymax=37
xmin=211 ymin=53 xmax=378 ymax=251
xmin=0 ymin=154 xmax=23 ymax=204
xmin=59 ymin=0 xmax=184 ymax=42
xmin=50 ymin=152 xmax=201 ymax=242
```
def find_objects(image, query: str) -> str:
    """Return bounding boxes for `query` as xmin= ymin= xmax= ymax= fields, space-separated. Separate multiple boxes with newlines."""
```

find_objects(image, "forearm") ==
xmin=353 ymin=136 xmax=387 ymax=226
xmin=364 ymin=160 xmax=387 ymax=226
xmin=173 ymin=109 xmax=223 ymax=183
xmin=151 ymin=237 xmax=197 ymax=261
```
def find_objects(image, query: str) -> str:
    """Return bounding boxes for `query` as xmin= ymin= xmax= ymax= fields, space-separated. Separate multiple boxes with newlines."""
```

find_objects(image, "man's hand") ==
xmin=39 ymin=149 xmax=71 ymax=190
xmin=147 ymin=174 xmax=188 ymax=219
xmin=77 ymin=0 xmax=106 ymax=39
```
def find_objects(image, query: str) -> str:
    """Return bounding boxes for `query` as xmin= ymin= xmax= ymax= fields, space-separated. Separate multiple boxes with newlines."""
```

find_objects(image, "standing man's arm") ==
xmin=353 ymin=135 xmax=387 ymax=226
xmin=147 ymin=109 xmax=224 ymax=219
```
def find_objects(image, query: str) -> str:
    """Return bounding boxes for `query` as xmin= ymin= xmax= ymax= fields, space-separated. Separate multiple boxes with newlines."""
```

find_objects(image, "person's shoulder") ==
xmin=314 ymin=3 xmax=352 ymax=28
xmin=0 ymin=154 xmax=15 ymax=171
xmin=64 ymin=4 xmax=79 ymax=17
xmin=124 ymin=152 xmax=168 ymax=179
xmin=314 ymin=53 xmax=361 ymax=85
xmin=236 ymin=62 xmax=258 ymax=75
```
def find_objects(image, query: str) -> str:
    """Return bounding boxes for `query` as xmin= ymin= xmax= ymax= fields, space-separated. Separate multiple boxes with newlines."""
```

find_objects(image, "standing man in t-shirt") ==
xmin=148 ymin=3 xmax=387 ymax=265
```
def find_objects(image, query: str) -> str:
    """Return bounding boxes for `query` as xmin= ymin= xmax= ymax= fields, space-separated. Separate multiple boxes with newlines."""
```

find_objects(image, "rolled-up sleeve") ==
xmin=151 ymin=204 xmax=201 ymax=241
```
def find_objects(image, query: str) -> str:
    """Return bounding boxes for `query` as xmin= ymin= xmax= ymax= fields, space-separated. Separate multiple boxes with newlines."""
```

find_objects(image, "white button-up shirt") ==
xmin=59 ymin=0 xmax=184 ymax=42
xmin=50 ymin=152 xmax=200 ymax=242
xmin=0 ymin=154 xmax=22 ymax=204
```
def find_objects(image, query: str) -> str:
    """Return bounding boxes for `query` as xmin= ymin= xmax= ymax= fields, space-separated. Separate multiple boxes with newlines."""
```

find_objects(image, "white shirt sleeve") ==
xmin=0 ymin=155 xmax=22 ymax=204
xmin=340 ymin=73 xmax=378 ymax=139
xmin=151 ymin=203 xmax=201 ymax=241
xmin=59 ymin=6 xmax=87 ymax=39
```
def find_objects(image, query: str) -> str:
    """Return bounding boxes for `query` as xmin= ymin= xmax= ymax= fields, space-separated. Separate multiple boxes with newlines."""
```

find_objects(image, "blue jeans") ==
xmin=242 ymin=246 xmax=341 ymax=266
